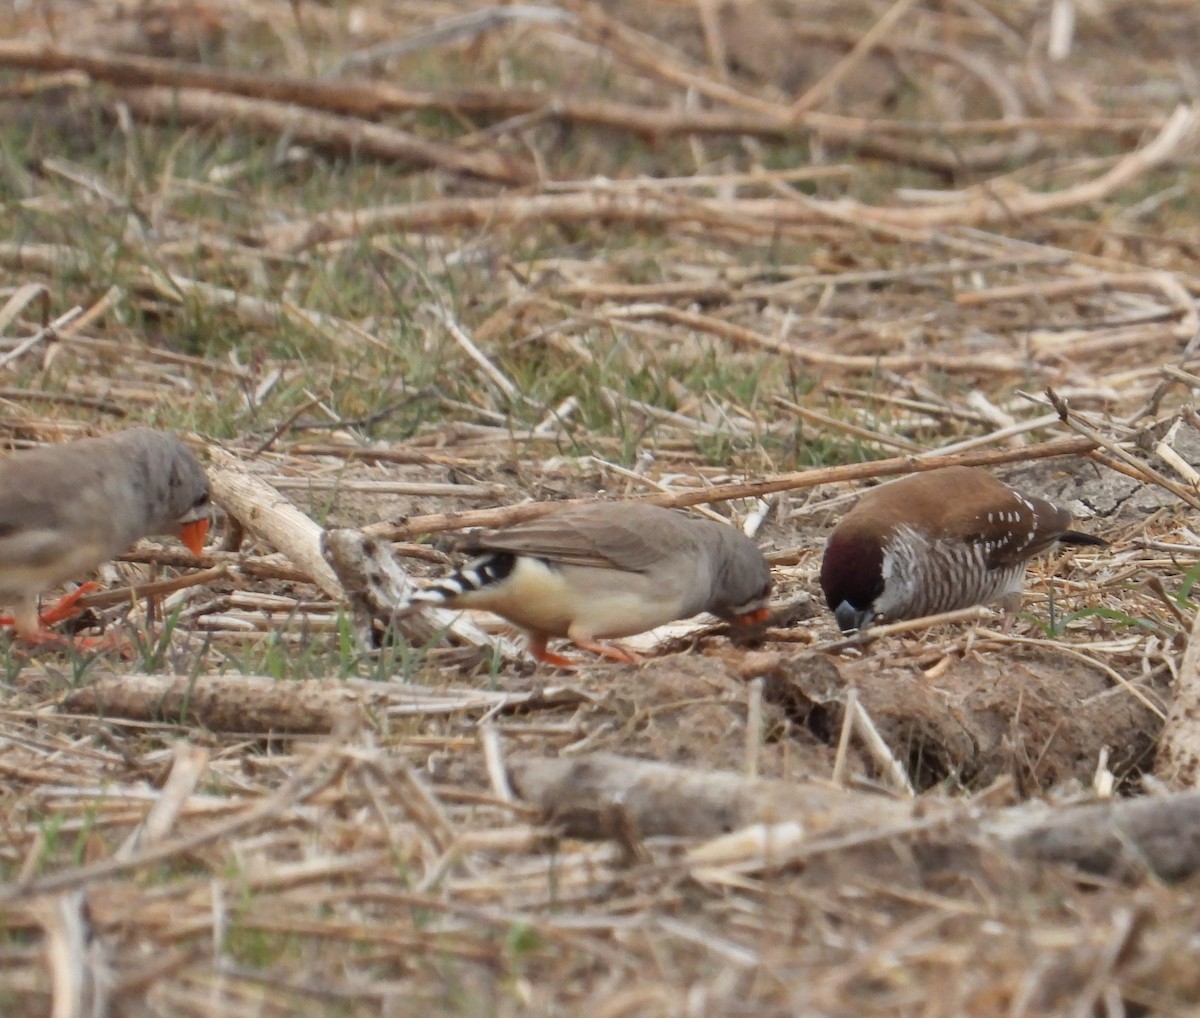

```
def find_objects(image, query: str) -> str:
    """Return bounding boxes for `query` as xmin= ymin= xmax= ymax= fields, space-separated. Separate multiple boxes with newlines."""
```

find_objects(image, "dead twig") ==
xmin=208 ymin=446 xmax=343 ymax=597
xmin=0 ymin=717 xmax=353 ymax=901
xmin=119 ymin=86 xmax=532 ymax=184
xmin=366 ymin=437 xmax=1098 ymax=540
xmin=1046 ymin=387 xmax=1200 ymax=511
xmin=788 ymin=0 xmax=921 ymax=118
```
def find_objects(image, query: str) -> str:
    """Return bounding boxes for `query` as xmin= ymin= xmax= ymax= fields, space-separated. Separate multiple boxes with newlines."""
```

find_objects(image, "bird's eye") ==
xmin=193 ymin=490 xmax=211 ymax=509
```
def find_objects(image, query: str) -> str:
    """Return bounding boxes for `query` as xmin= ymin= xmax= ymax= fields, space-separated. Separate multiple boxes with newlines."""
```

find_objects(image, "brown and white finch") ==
xmin=0 ymin=427 xmax=211 ymax=641
xmin=414 ymin=502 xmax=773 ymax=666
xmin=820 ymin=466 xmax=1106 ymax=632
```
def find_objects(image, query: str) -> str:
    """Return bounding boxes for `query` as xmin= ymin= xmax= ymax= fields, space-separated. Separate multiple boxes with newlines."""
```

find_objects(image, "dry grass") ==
xmin=4 ymin=0 xmax=1200 ymax=1014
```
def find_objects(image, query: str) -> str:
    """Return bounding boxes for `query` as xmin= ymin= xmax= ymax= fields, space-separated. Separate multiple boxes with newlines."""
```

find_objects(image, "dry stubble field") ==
xmin=4 ymin=1 xmax=1200 ymax=1015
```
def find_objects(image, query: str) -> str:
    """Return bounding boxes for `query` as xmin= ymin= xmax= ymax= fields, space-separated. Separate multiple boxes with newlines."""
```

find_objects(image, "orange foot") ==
xmin=1 ymin=627 xmax=66 ymax=647
xmin=573 ymin=639 xmax=641 ymax=664
xmin=526 ymin=634 xmax=641 ymax=668
xmin=5 ymin=629 xmax=133 ymax=657
xmin=74 ymin=630 xmax=135 ymax=657
xmin=527 ymin=634 xmax=580 ymax=669
xmin=0 ymin=583 xmax=111 ymax=648
xmin=38 ymin=582 xmax=104 ymax=627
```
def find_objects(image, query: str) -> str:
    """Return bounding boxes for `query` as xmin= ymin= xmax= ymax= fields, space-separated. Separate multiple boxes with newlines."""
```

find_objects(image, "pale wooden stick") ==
xmin=1047 ymin=0 xmax=1076 ymax=59
xmin=816 ymin=606 xmax=993 ymax=653
xmin=378 ymin=760 xmax=458 ymax=854
xmin=1047 ymin=387 xmax=1200 ymax=511
xmin=321 ymin=528 xmax=516 ymax=658
xmin=958 ymin=271 xmax=1199 ymax=341
xmin=1154 ymin=420 xmax=1200 ymax=487
xmin=32 ymin=890 xmax=111 ymax=1018
xmin=59 ymin=673 xmax=589 ymax=732
xmin=560 ymin=0 xmax=786 ymax=120
xmin=609 ymin=303 xmax=1019 ymax=373
xmin=365 ymin=436 xmax=1098 ymax=540
xmin=141 ymin=267 xmax=387 ymax=351
xmin=0 ymin=306 xmax=83 ymax=369
xmin=851 ymin=699 xmax=916 ymax=797
xmin=429 ymin=305 xmax=521 ymax=402
xmin=822 ymin=385 xmax=987 ymax=425
xmin=744 ymin=677 xmax=764 ymax=779
xmin=830 ymin=687 xmax=857 ymax=787
xmin=600 ymin=385 xmax=730 ymax=436
xmin=268 ymin=478 xmax=508 ymax=498
xmin=480 ymin=724 xmax=516 ymax=804
xmin=746 ymin=251 xmax=1069 ymax=297
xmin=542 ymin=165 xmax=853 ymax=193
xmin=1 ymin=717 xmax=352 ymax=901
xmin=74 ymin=565 xmax=230 ymax=611
xmin=965 ymin=391 xmax=1016 ymax=429
xmin=983 ymin=633 xmax=1165 ymax=719
xmin=508 ymin=751 xmax=907 ymax=839
xmin=788 ymin=0 xmax=921 ymax=117
xmin=1092 ymin=746 xmax=1116 ymax=799
xmin=120 ymin=86 xmax=531 ymax=184
xmin=584 ymin=455 xmax=728 ymax=523
xmin=774 ymin=396 xmax=923 ymax=452
xmin=289 ymin=443 xmax=476 ymax=467
xmin=115 ymin=743 xmax=210 ymax=859
xmin=207 ymin=447 xmax=343 ymax=598
xmin=1155 ymin=600 xmax=1200 ymax=787
xmin=932 ymin=412 xmax=1060 ymax=456
xmin=331 ymin=5 xmax=573 ymax=74
xmin=0 ymin=282 xmax=49 ymax=336
xmin=807 ymin=105 xmax=1198 ymax=229
xmin=264 ymin=190 xmax=822 ymax=253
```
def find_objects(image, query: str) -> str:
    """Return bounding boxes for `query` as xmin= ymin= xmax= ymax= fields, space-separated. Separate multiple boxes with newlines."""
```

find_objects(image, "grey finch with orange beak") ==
xmin=0 ymin=428 xmax=211 ymax=641
xmin=414 ymin=502 xmax=773 ymax=667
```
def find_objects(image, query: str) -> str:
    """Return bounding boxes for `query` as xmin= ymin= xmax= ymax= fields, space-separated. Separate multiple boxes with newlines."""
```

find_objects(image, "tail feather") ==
xmin=412 ymin=552 xmax=516 ymax=604
xmin=1059 ymin=530 xmax=1108 ymax=548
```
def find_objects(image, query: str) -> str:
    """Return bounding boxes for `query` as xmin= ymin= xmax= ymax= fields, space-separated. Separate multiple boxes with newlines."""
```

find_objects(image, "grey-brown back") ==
xmin=464 ymin=502 xmax=771 ymax=618
xmin=0 ymin=428 xmax=209 ymax=559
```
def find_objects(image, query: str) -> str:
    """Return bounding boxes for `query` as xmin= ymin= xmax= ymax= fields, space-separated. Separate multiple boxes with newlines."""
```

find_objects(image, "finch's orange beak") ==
xmin=733 ymin=606 xmax=772 ymax=627
xmin=180 ymin=518 xmax=209 ymax=556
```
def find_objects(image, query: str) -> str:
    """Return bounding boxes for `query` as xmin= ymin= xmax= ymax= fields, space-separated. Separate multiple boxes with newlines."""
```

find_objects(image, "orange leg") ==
xmin=14 ymin=630 xmax=129 ymax=653
xmin=37 ymin=582 xmax=103 ymax=626
xmin=526 ymin=633 xmax=642 ymax=668
xmin=1 ymin=626 xmax=65 ymax=647
xmin=527 ymin=633 xmax=580 ymax=669
xmin=572 ymin=639 xmax=641 ymax=664
xmin=70 ymin=631 xmax=135 ymax=656
xmin=0 ymin=583 xmax=106 ymax=646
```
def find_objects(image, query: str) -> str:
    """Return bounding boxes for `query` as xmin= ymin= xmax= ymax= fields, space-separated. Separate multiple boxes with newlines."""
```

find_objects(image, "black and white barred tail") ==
xmin=412 ymin=552 xmax=517 ymax=604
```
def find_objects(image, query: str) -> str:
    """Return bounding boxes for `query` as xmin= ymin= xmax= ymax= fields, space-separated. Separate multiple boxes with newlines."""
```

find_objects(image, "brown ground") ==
xmin=4 ymin=1 xmax=1200 ymax=1015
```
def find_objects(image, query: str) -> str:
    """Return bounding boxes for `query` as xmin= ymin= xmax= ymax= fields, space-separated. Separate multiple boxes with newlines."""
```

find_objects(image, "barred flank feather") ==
xmin=412 ymin=552 xmax=517 ymax=603
xmin=820 ymin=467 xmax=1108 ymax=632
